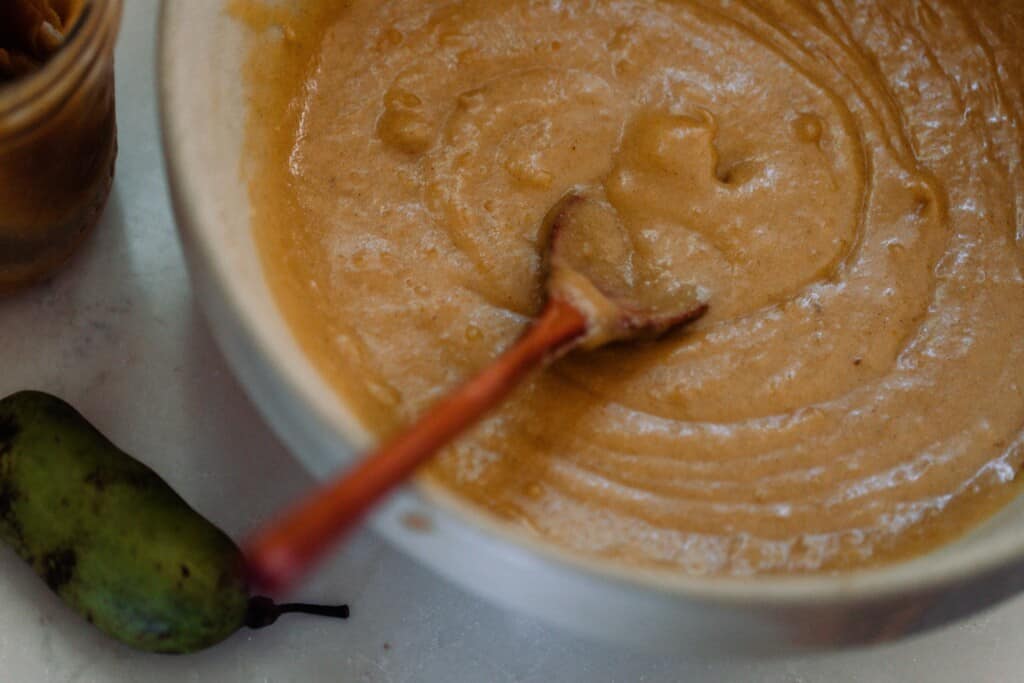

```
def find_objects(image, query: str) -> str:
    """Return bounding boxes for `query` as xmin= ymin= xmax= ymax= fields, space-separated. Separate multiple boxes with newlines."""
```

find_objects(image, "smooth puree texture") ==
xmin=235 ymin=0 xmax=1024 ymax=575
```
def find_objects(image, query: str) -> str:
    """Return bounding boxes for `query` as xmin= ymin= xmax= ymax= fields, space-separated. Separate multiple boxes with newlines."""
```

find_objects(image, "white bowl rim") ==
xmin=155 ymin=0 xmax=1024 ymax=614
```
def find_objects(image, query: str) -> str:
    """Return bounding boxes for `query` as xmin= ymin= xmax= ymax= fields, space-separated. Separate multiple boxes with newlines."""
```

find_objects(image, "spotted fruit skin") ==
xmin=0 ymin=391 xmax=249 ymax=654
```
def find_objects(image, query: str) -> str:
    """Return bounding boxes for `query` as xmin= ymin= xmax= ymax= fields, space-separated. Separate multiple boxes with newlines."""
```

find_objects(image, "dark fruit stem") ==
xmin=244 ymin=595 xmax=350 ymax=630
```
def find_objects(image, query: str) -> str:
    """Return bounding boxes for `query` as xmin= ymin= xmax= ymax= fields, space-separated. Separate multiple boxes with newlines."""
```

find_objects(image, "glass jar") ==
xmin=0 ymin=0 xmax=122 ymax=295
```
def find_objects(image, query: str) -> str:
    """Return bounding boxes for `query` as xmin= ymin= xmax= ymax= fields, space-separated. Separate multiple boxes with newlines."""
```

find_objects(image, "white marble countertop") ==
xmin=1 ymin=1 xmax=1023 ymax=680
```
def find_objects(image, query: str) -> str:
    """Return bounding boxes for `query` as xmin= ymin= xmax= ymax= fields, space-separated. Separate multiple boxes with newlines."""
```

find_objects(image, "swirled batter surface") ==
xmin=237 ymin=0 xmax=1024 ymax=574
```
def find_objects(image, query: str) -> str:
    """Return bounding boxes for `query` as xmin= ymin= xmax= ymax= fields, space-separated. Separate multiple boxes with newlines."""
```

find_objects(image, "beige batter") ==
xmin=235 ymin=0 xmax=1024 ymax=575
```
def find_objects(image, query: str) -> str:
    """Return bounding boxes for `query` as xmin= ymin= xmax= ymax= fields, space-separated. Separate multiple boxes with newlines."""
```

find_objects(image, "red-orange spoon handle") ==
xmin=245 ymin=298 xmax=588 ymax=594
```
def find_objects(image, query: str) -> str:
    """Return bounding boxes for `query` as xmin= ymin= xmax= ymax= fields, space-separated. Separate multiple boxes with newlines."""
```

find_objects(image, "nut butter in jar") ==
xmin=0 ymin=0 xmax=122 ymax=295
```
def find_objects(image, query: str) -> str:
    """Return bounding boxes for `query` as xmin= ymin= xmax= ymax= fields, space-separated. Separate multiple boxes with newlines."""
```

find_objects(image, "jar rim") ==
xmin=0 ymin=0 xmax=123 ymax=124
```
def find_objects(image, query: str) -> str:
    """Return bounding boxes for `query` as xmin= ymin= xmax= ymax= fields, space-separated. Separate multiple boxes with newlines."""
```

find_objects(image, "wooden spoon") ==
xmin=245 ymin=193 xmax=709 ymax=594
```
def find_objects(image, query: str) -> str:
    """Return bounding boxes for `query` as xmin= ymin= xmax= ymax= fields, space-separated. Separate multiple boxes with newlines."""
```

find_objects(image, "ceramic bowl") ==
xmin=157 ymin=0 xmax=1024 ymax=655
